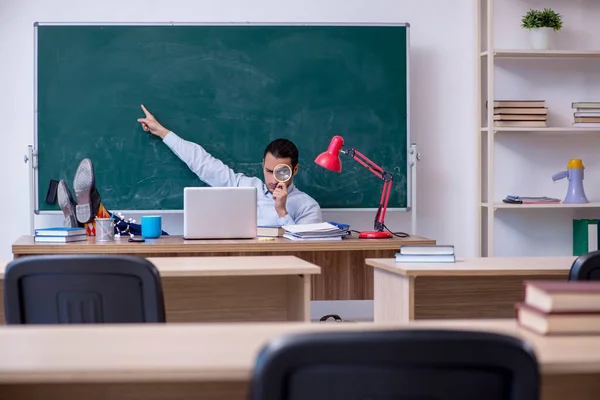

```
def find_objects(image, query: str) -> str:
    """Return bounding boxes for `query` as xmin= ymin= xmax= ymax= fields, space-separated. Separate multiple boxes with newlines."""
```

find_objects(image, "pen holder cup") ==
xmin=95 ymin=218 xmax=115 ymax=242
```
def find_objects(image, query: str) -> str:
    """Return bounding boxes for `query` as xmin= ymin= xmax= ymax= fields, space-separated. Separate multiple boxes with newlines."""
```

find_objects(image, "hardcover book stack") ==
xmin=516 ymin=280 xmax=600 ymax=335
xmin=491 ymin=100 xmax=547 ymax=128
xmin=572 ymin=101 xmax=600 ymax=127
xmin=34 ymin=227 xmax=87 ymax=243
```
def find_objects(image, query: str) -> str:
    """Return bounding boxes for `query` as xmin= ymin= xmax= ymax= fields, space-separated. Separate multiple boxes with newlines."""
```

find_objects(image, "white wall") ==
xmin=487 ymin=0 xmax=600 ymax=256
xmin=0 ymin=0 xmax=478 ymax=260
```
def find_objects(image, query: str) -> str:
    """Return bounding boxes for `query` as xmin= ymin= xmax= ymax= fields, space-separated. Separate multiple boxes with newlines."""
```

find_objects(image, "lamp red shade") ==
xmin=314 ymin=135 xmax=394 ymax=239
xmin=314 ymin=135 xmax=344 ymax=173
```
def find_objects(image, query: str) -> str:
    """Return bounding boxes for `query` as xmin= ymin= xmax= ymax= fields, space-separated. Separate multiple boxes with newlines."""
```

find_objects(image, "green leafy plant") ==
xmin=521 ymin=8 xmax=563 ymax=31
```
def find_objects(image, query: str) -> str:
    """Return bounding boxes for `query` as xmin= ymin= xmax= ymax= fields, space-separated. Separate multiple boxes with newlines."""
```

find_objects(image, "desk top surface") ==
xmin=0 ymin=256 xmax=321 ymax=279
xmin=0 ymin=319 xmax=596 ymax=384
xmin=366 ymin=257 xmax=575 ymax=276
xmin=13 ymin=234 xmax=435 ymax=255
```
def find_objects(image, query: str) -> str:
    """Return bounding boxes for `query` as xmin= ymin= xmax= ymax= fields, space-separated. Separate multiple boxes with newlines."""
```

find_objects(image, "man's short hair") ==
xmin=263 ymin=138 xmax=299 ymax=169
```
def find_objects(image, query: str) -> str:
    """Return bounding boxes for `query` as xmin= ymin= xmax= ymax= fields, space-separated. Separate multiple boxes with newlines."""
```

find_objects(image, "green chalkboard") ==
xmin=35 ymin=23 xmax=410 ymax=211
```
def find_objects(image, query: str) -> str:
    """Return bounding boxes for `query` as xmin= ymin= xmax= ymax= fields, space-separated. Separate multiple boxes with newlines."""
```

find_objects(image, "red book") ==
xmin=523 ymin=280 xmax=600 ymax=313
xmin=516 ymin=303 xmax=600 ymax=336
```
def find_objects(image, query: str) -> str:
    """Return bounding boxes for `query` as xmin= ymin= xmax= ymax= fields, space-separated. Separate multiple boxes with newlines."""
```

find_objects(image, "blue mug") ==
xmin=141 ymin=215 xmax=162 ymax=239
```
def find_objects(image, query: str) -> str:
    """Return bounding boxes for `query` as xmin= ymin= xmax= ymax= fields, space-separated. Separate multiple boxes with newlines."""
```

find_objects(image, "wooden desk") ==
xmin=367 ymin=256 xmax=575 ymax=323
xmin=0 ymin=256 xmax=320 ymax=323
xmin=12 ymin=234 xmax=435 ymax=301
xmin=0 ymin=319 xmax=597 ymax=400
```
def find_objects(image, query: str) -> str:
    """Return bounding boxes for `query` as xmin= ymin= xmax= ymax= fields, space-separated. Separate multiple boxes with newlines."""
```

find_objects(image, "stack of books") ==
xmin=34 ymin=227 xmax=87 ymax=243
xmin=517 ymin=280 xmax=600 ymax=335
xmin=281 ymin=222 xmax=350 ymax=241
xmin=394 ymin=244 xmax=455 ymax=263
xmin=491 ymin=100 xmax=547 ymax=128
xmin=572 ymin=101 xmax=600 ymax=127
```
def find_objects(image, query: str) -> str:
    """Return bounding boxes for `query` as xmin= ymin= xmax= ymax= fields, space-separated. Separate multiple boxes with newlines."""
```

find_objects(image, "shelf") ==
xmin=482 ymin=202 xmax=600 ymax=209
xmin=477 ymin=2 xmax=600 ymax=257
xmin=481 ymin=127 xmax=600 ymax=133
xmin=480 ymin=50 xmax=600 ymax=58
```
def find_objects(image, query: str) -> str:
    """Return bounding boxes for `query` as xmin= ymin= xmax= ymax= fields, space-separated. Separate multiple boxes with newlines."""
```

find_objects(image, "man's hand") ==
xmin=272 ymin=183 xmax=289 ymax=218
xmin=137 ymin=104 xmax=170 ymax=139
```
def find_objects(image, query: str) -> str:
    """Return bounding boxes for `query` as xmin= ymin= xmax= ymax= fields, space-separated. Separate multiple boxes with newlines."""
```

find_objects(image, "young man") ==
xmin=137 ymin=105 xmax=322 ymax=226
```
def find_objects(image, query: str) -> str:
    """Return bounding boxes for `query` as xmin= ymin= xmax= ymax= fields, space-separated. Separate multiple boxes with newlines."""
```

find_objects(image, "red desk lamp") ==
xmin=314 ymin=135 xmax=393 ymax=239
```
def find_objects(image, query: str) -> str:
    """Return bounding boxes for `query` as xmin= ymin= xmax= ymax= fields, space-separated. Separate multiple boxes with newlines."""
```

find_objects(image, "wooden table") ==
xmin=0 ymin=319 xmax=597 ymax=400
xmin=0 ymin=256 xmax=320 ymax=323
xmin=12 ymin=234 xmax=435 ymax=301
xmin=367 ymin=256 xmax=575 ymax=323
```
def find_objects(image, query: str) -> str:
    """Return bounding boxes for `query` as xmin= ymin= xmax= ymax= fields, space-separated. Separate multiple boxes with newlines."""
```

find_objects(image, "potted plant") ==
xmin=521 ymin=8 xmax=563 ymax=50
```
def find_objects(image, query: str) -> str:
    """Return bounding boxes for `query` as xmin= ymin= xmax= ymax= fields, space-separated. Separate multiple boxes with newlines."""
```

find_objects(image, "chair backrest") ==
xmin=250 ymin=329 xmax=539 ymax=400
xmin=4 ymin=254 xmax=165 ymax=324
xmin=569 ymin=251 xmax=600 ymax=280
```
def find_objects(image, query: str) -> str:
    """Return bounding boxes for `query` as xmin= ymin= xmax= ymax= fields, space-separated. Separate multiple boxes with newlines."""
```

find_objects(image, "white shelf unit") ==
xmin=478 ymin=0 xmax=600 ymax=257
xmin=482 ymin=202 xmax=600 ymax=209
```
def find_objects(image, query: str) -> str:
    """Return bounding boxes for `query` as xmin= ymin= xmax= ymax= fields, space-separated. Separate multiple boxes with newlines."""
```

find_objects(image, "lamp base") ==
xmin=358 ymin=231 xmax=393 ymax=239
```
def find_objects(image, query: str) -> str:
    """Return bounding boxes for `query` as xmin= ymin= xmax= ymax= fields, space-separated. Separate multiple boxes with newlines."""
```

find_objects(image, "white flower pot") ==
xmin=528 ymin=27 xmax=554 ymax=50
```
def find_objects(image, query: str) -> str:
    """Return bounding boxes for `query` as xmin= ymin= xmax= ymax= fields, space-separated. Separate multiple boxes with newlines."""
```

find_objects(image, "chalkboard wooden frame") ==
xmin=31 ymin=21 xmax=412 ymax=214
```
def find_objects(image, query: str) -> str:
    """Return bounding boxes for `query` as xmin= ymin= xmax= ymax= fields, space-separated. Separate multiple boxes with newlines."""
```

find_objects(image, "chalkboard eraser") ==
xmin=46 ymin=179 xmax=59 ymax=205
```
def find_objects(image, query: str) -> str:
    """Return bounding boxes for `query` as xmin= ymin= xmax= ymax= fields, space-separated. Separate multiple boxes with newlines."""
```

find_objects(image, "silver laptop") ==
xmin=183 ymin=187 xmax=257 ymax=239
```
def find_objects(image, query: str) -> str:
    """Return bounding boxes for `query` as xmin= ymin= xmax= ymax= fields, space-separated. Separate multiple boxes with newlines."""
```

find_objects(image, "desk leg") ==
xmin=286 ymin=274 xmax=311 ymax=322
xmin=373 ymin=269 xmax=414 ymax=323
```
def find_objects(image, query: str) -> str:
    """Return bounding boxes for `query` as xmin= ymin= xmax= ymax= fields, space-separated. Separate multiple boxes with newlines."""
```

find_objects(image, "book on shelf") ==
xmin=494 ymin=120 xmax=547 ymax=128
xmin=257 ymin=226 xmax=284 ymax=237
xmin=573 ymin=219 xmax=599 ymax=255
xmin=494 ymin=108 xmax=547 ymax=116
xmin=34 ymin=235 xmax=88 ymax=243
xmin=516 ymin=280 xmax=600 ymax=335
xmin=572 ymin=102 xmax=600 ymax=109
xmin=34 ymin=227 xmax=87 ymax=237
xmin=395 ymin=245 xmax=455 ymax=263
xmin=494 ymin=114 xmax=546 ymax=121
xmin=572 ymin=102 xmax=600 ymax=126
xmin=574 ymin=112 xmax=600 ymax=117
xmin=489 ymin=100 xmax=546 ymax=108
xmin=489 ymin=100 xmax=547 ymax=128
xmin=574 ymin=117 xmax=600 ymax=123
xmin=573 ymin=123 xmax=600 ymax=127
xmin=502 ymin=195 xmax=560 ymax=205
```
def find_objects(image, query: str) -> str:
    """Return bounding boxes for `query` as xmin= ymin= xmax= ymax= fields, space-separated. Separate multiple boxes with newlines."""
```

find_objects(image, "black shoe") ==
xmin=74 ymin=158 xmax=100 ymax=224
xmin=57 ymin=180 xmax=79 ymax=228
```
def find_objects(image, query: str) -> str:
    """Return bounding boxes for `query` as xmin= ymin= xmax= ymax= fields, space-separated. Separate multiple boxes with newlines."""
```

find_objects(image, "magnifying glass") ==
xmin=274 ymin=164 xmax=292 ymax=187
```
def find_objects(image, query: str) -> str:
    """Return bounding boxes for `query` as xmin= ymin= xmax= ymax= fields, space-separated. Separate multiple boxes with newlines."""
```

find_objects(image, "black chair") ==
xmin=250 ymin=329 xmax=539 ymax=400
xmin=4 ymin=254 xmax=165 ymax=324
xmin=569 ymin=250 xmax=600 ymax=280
